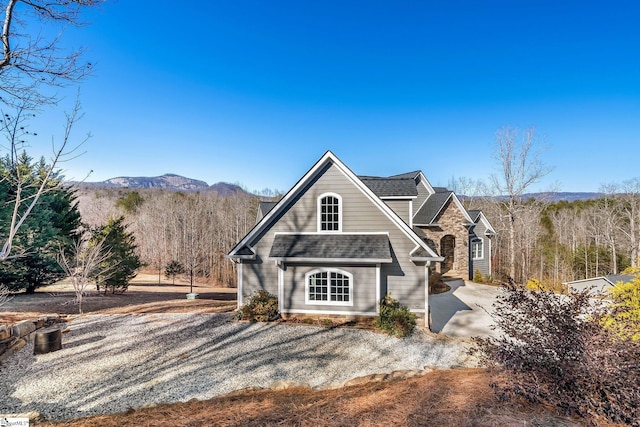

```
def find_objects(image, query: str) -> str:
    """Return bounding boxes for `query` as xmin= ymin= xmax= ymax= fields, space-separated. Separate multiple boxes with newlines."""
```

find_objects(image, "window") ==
xmin=306 ymin=269 xmax=352 ymax=305
xmin=318 ymin=193 xmax=341 ymax=232
xmin=471 ymin=238 xmax=483 ymax=259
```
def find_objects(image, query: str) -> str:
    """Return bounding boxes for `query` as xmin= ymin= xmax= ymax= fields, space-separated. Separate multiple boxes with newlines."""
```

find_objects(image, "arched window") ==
xmin=306 ymin=269 xmax=352 ymax=306
xmin=471 ymin=238 xmax=484 ymax=259
xmin=318 ymin=193 xmax=342 ymax=232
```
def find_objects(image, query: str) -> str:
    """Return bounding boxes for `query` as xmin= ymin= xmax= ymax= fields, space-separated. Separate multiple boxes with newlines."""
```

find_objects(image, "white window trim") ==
xmin=305 ymin=268 xmax=353 ymax=306
xmin=317 ymin=192 xmax=342 ymax=233
xmin=471 ymin=238 xmax=484 ymax=260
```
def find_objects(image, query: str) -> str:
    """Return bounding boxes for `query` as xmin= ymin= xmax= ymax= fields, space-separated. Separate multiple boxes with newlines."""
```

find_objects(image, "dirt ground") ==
xmin=0 ymin=273 xmax=237 ymax=324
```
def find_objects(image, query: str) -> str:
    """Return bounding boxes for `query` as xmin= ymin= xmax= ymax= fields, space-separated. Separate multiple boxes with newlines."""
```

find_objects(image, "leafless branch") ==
xmin=0 ymin=96 xmax=90 ymax=260
xmin=1 ymin=0 xmax=103 ymax=107
xmin=57 ymin=234 xmax=115 ymax=313
xmin=0 ymin=283 xmax=13 ymax=307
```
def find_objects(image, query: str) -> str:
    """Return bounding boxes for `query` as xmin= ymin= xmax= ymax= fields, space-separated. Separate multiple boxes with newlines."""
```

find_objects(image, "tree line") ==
xmin=463 ymin=180 xmax=640 ymax=288
xmin=75 ymin=187 xmax=264 ymax=287
xmin=5 ymin=139 xmax=640 ymax=293
xmin=75 ymin=182 xmax=640 ymax=291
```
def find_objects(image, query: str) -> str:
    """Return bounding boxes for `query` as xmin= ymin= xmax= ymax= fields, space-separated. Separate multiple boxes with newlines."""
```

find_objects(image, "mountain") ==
xmin=209 ymin=182 xmax=246 ymax=196
xmin=101 ymin=174 xmax=210 ymax=191
xmin=524 ymin=192 xmax=604 ymax=202
xmin=462 ymin=192 xmax=605 ymax=202
xmin=72 ymin=174 xmax=249 ymax=195
xmin=75 ymin=174 xmax=603 ymax=202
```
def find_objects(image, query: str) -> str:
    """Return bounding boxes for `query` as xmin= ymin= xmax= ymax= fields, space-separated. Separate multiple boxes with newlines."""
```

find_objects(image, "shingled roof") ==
xmin=259 ymin=201 xmax=278 ymax=216
xmin=432 ymin=186 xmax=450 ymax=193
xmin=269 ymin=233 xmax=392 ymax=262
xmin=388 ymin=170 xmax=421 ymax=179
xmin=467 ymin=209 xmax=482 ymax=222
xmin=414 ymin=192 xmax=453 ymax=225
xmin=358 ymin=177 xmax=417 ymax=198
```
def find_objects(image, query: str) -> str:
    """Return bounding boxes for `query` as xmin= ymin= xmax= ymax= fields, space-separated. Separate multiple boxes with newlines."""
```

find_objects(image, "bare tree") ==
xmin=57 ymin=235 xmax=113 ymax=314
xmin=617 ymin=178 xmax=640 ymax=268
xmin=490 ymin=126 xmax=552 ymax=282
xmin=597 ymin=187 xmax=622 ymax=274
xmin=0 ymin=98 xmax=89 ymax=261
xmin=0 ymin=283 xmax=12 ymax=306
xmin=1 ymin=0 xmax=103 ymax=106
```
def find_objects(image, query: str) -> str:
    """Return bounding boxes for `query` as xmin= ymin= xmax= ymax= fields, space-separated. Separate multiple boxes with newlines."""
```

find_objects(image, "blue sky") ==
xmin=27 ymin=1 xmax=640 ymax=193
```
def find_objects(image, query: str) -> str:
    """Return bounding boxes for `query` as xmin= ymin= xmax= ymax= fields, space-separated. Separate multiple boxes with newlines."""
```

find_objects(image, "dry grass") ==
xmin=0 ymin=273 xmax=237 ymax=324
xmin=33 ymin=368 xmax=604 ymax=427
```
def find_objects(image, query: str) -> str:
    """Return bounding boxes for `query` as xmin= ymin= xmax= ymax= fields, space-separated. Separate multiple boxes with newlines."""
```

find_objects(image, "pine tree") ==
xmin=0 ymin=152 xmax=81 ymax=292
xmin=91 ymin=216 xmax=141 ymax=294
xmin=165 ymin=260 xmax=184 ymax=285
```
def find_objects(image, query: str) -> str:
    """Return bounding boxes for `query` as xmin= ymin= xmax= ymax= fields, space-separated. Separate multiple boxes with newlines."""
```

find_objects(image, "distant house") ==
xmin=564 ymin=274 xmax=634 ymax=296
xmin=227 ymin=151 xmax=495 ymax=325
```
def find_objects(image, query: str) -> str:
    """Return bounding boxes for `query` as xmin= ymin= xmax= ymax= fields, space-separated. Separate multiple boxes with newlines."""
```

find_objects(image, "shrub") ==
xmin=601 ymin=268 xmax=640 ymax=341
xmin=525 ymin=277 xmax=564 ymax=293
xmin=375 ymin=294 xmax=416 ymax=338
xmin=238 ymin=290 xmax=279 ymax=322
xmin=524 ymin=277 xmax=542 ymax=290
xmin=321 ymin=318 xmax=334 ymax=328
xmin=472 ymin=283 xmax=640 ymax=425
xmin=473 ymin=269 xmax=484 ymax=283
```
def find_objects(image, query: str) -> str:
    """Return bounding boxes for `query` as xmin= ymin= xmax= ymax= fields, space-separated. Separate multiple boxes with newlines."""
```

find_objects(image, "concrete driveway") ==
xmin=430 ymin=280 xmax=501 ymax=338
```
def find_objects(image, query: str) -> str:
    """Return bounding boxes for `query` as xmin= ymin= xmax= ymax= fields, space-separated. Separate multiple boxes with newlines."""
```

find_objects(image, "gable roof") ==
xmin=269 ymin=233 xmax=392 ymax=263
xmin=359 ymin=177 xmax=417 ymax=198
xmin=414 ymin=192 xmax=453 ymax=225
xmin=227 ymin=151 xmax=441 ymax=261
xmin=259 ymin=201 xmax=278 ymax=217
xmin=413 ymin=190 xmax=475 ymax=226
xmin=564 ymin=274 xmax=634 ymax=286
xmin=467 ymin=210 xmax=482 ymax=222
xmin=468 ymin=210 xmax=497 ymax=235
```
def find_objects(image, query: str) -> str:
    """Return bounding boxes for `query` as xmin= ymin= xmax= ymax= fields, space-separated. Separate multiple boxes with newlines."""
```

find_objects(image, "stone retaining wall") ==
xmin=0 ymin=315 xmax=62 ymax=362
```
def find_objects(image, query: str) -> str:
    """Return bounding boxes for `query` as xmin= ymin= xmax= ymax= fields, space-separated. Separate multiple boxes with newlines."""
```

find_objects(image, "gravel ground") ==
xmin=0 ymin=313 xmax=471 ymax=421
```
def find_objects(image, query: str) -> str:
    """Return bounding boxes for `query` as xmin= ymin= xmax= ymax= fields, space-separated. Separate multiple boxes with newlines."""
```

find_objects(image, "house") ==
xmin=564 ymin=274 xmax=633 ymax=296
xmin=466 ymin=210 xmax=496 ymax=280
xmin=361 ymin=171 xmax=496 ymax=280
xmin=227 ymin=151 xmax=494 ymax=326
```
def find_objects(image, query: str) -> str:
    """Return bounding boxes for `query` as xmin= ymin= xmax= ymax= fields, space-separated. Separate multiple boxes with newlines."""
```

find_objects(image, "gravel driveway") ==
xmin=0 ymin=313 xmax=470 ymax=421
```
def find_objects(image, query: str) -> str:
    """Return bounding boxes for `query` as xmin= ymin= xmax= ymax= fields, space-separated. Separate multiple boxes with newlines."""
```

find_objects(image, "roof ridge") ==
xmin=387 ymin=170 xmax=422 ymax=179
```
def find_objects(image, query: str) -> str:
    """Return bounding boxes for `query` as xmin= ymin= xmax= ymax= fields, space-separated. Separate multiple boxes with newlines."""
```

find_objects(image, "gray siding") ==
xmin=469 ymin=222 xmax=491 ymax=278
xmin=413 ymin=175 xmax=431 ymax=217
xmin=283 ymin=264 xmax=377 ymax=313
xmin=240 ymin=161 xmax=426 ymax=312
xmin=385 ymin=200 xmax=411 ymax=225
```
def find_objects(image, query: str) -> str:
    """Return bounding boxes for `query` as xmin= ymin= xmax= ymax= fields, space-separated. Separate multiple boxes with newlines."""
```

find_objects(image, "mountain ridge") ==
xmin=72 ymin=173 xmax=604 ymax=201
xmin=71 ymin=173 xmax=247 ymax=196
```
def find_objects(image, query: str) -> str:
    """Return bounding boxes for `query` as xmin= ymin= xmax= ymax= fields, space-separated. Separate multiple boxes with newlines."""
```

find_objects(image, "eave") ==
xmin=269 ymin=257 xmax=393 ymax=264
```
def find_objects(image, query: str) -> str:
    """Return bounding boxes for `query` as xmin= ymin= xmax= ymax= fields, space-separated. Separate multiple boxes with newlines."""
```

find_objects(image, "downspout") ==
xmin=276 ymin=260 xmax=285 ymax=314
xmin=376 ymin=263 xmax=381 ymax=314
xmin=237 ymin=261 xmax=243 ymax=309
xmin=425 ymin=261 xmax=431 ymax=330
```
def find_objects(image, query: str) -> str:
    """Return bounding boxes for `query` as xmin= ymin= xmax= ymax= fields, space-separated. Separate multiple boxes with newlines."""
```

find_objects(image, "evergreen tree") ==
xmin=92 ymin=216 xmax=141 ymax=294
xmin=164 ymin=260 xmax=184 ymax=285
xmin=0 ymin=152 xmax=81 ymax=292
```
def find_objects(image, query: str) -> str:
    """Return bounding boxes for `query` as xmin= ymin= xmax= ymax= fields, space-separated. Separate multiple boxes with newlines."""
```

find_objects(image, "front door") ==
xmin=441 ymin=235 xmax=455 ymax=274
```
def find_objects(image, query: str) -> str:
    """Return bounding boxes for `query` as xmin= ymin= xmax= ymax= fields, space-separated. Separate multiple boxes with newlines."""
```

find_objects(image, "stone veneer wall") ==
xmin=419 ymin=198 xmax=470 ymax=280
